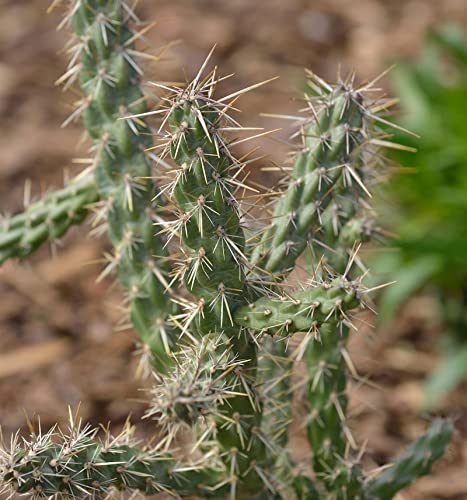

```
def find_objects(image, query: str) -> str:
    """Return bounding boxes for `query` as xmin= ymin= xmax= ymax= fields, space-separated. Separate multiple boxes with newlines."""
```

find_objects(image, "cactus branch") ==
xmin=0 ymin=415 xmax=224 ymax=498
xmin=251 ymin=72 xmax=369 ymax=276
xmin=366 ymin=419 xmax=453 ymax=499
xmin=0 ymin=172 xmax=98 ymax=264
xmin=235 ymin=278 xmax=360 ymax=336
xmin=66 ymin=0 xmax=177 ymax=373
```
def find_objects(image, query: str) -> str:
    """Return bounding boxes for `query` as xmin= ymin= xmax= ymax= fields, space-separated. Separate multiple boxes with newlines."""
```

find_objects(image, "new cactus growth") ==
xmin=0 ymin=1 xmax=453 ymax=499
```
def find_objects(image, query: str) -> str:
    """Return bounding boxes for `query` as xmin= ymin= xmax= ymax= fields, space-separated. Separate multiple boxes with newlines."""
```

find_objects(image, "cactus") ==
xmin=0 ymin=410 xmax=224 ymax=498
xmin=0 ymin=171 xmax=98 ymax=264
xmin=0 ymin=1 xmax=453 ymax=499
xmin=366 ymin=418 xmax=453 ymax=499
xmin=234 ymin=278 xmax=360 ymax=335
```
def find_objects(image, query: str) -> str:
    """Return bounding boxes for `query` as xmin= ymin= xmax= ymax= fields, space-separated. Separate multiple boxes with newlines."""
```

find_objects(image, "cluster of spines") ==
xmin=0 ymin=172 xmax=98 ymax=264
xmin=0 ymin=412 xmax=224 ymax=499
xmin=145 ymin=336 xmax=246 ymax=439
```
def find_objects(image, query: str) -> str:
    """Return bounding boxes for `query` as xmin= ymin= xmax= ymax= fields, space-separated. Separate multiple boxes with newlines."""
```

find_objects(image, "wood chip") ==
xmin=0 ymin=338 xmax=72 ymax=379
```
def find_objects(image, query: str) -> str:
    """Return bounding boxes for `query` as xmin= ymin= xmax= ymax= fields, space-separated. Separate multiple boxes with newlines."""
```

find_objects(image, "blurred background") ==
xmin=1 ymin=1 xmax=467 ymax=498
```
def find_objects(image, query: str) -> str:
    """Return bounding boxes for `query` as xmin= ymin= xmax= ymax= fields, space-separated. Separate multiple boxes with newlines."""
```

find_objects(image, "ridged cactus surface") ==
xmin=0 ymin=172 xmax=97 ymax=264
xmin=158 ymin=72 xmax=273 ymax=496
xmin=68 ymin=0 xmax=177 ymax=373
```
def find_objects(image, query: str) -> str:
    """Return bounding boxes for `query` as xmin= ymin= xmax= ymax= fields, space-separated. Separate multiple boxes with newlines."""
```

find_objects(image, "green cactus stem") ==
xmin=235 ymin=279 xmax=360 ymax=335
xmin=166 ymin=90 xmax=247 ymax=334
xmin=251 ymin=72 xmax=370 ymax=276
xmin=66 ymin=0 xmax=177 ymax=373
xmin=304 ymin=320 xmax=364 ymax=495
xmin=0 ymin=418 xmax=225 ymax=498
xmin=0 ymin=172 xmax=98 ymax=264
xmin=256 ymin=338 xmax=292 ymax=449
xmin=160 ymin=67 xmax=279 ymax=495
xmin=366 ymin=419 xmax=453 ymax=499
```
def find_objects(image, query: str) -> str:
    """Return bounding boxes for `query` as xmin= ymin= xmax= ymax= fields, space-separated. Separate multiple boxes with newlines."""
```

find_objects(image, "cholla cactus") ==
xmin=0 ymin=1 xmax=453 ymax=499
xmin=0 ymin=171 xmax=97 ymax=264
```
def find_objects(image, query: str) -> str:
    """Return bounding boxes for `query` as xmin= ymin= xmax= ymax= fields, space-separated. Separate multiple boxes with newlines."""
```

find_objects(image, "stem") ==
xmin=0 ymin=172 xmax=98 ymax=264
xmin=70 ymin=0 xmax=176 ymax=372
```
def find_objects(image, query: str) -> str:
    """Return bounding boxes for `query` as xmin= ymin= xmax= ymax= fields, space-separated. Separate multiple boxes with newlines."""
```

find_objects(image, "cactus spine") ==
xmin=0 ymin=2 xmax=453 ymax=499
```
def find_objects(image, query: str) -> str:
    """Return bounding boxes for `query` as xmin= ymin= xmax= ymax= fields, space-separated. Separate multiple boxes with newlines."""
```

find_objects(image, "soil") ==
xmin=1 ymin=1 xmax=466 ymax=499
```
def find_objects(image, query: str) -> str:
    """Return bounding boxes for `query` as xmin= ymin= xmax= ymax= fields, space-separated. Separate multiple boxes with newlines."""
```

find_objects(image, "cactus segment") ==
xmin=256 ymin=338 xmax=293 ymax=449
xmin=68 ymin=0 xmax=176 ymax=373
xmin=303 ymin=321 xmax=359 ymax=494
xmin=366 ymin=419 xmax=453 ymax=499
xmin=165 ymin=88 xmax=247 ymax=335
xmin=251 ymin=74 xmax=369 ymax=275
xmin=0 ymin=419 xmax=223 ymax=498
xmin=0 ymin=172 xmax=98 ymax=264
xmin=235 ymin=279 xmax=360 ymax=335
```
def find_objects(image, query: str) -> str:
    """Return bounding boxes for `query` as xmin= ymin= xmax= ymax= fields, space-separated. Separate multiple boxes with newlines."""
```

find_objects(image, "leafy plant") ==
xmin=372 ymin=25 xmax=467 ymax=406
xmin=0 ymin=1 xmax=452 ymax=498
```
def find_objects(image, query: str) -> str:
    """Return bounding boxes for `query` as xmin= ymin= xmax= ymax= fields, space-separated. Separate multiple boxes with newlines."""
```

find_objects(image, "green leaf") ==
xmin=430 ymin=24 xmax=467 ymax=67
xmin=424 ymin=343 xmax=467 ymax=408
xmin=377 ymin=256 xmax=441 ymax=323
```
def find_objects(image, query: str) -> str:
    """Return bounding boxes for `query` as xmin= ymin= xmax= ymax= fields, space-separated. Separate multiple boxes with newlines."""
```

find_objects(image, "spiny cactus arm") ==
xmin=234 ymin=279 xmax=360 ymax=335
xmin=302 ymin=320 xmax=365 ymax=496
xmin=65 ymin=0 xmax=177 ymax=373
xmin=365 ymin=419 xmax=453 ymax=500
xmin=0 ymin=421 xmax=225 ymax=498
xmin=164 ymin=85 xmax=248 ymax=335
xmin=251 ymin=73 xmax=369 ymax=276
xmin=159 ymin=69 xmax=284 ymax=496
xmin=0 ymin=172 xmax=98 ymax=264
